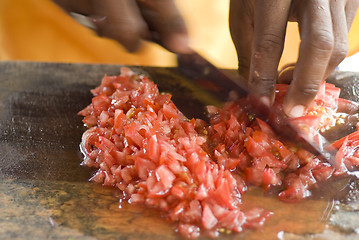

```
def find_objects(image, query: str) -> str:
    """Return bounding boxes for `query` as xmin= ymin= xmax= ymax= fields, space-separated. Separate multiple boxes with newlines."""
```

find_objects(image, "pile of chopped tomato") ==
xmin=78 ymin=67 xmax=359 ymax=239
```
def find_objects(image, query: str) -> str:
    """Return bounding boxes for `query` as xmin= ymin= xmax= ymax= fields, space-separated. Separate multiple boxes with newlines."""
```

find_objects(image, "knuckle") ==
xmin=250 ymin=77 xmax=276 ymax=95
xmin=308 ymin=30 xmax=334 ymax=53
xmin=332 ymin=40 xmax=348 ymax=62
xmin=294 ymin=82 xmax=321 ymax=98
xmin=255 ymin=33 xmax=284 ymax=54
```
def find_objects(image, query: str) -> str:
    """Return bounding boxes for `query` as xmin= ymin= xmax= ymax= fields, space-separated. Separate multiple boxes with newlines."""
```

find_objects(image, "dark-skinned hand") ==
xmin=230 ymin=0 xmax=359 ymax=117
xmin=53 ymin=0 xmax=191 ymax=53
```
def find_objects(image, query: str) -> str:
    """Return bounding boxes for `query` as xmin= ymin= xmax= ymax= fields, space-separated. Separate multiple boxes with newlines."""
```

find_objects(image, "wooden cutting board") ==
xmin=1 ymin=61 xmax=359 ymax=240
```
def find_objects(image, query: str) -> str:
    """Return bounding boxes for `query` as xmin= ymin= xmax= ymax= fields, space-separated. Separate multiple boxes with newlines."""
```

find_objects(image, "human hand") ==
xmin=229 ymin=0 xmax=359 ymax=117
xmin=53 ymin=0 xmax=191 ymax=53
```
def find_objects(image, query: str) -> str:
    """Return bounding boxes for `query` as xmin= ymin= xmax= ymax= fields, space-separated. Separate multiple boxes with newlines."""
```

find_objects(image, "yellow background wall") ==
xmin=0 ymin=0 xmax=358 ymax=69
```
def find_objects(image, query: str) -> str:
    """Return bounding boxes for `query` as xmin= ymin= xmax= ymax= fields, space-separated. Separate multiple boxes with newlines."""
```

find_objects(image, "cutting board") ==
xmin=1 ymin=61 xmax=359 ymax=240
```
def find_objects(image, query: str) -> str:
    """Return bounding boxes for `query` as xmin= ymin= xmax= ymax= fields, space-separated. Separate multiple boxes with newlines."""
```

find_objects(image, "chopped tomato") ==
xmin=202 ymin=204 xmax=218 ymax=230
xmin=155 ymin=165 xmax=176 ymax=189
xmin=79 ymin=67 xmax=359 ymax=239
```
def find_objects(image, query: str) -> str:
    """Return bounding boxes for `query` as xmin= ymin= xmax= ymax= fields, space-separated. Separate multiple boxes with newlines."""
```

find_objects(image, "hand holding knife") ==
xmin=177 ymin=51 xmax=338 ymax=167
xmin=71 ymin=10 xmax=339 ymax=170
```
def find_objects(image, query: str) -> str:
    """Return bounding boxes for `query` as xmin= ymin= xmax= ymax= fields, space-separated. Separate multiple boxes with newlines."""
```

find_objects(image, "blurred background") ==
xmin=0 ymin=0 xmax=358 ymax=69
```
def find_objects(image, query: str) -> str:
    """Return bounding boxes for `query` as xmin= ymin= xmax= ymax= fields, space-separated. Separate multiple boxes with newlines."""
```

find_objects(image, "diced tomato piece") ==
xmin=163 ymin=102 xmax=179 ymax=119
xmin=218 ymin=209 xmax=245 ymax=232
xmin=245 ymin=166 xmax=263 ymax=186
xmin=312 ymin=166 xmax=334 ymax=182
xmin=90 ymin=170 xmax=105 ymax=183
xmin=213 ymin=122 xmax=227 ymax=137
xmin=95 ymin=136 xmax=116 ymax=152
xmin=332 ymin=131 xmax=359 ymax=149
xmin=103 ymin=150 xmax=116 ymax=168
xmin=202 ymin=204 xmax=218 ymax=230
xmin=195 ymin=184 xmax=208 ymax=200
xmin=120 ymin=166 xmax=135 ymax=183
xmin=256 ymin=118 xmax=275 ymax=137
xmin=147 ymin=135 xmax=160 ymax=163
xmin=130 ymin=193 xmax=145 ymax=203
xmin=171 ymin=184 xmax=187 ymax=199
xmin=82 ymin=115 xmax=98 ymax=127
xmin=245 ymin=136 xmax=264 ymax=157
xmin=92 ymin=94 xmax=111 ymax=113
xmin=113 ymin=109 xmax=126 ymax=135
xmin=99 ymin=111 xmax=110 ymax=127
xmin=156 ymin=165 xmax=176 ymax=189
xmin=147 ymin=180 xmax=169 ymax=198
xmin=290 ymin=115 xmax=321 ymax=135
xmin=124 ymin=122 xmax=144 ymax=147
xmin=78 ymin=104 xmax=93 ymax=116
xmin=212 ymin=175 xmax=233 ymax=209
xmin=262 ymin=168 xmax=282 ymax=189
xmin=135 ymin=157 xmax=156 ymax=180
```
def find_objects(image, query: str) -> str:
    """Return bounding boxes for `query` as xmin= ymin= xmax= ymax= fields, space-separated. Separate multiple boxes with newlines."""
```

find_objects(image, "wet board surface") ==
xmin=1 ymin=61 xmax=359 ymax=240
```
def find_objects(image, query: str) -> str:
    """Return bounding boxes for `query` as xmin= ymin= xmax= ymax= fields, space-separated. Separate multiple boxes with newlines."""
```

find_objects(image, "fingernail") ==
xmin=71 ymin=12 xmax=98 ymax=30
xmin=90 ymin=16 xmax=107 ymax=27
xmin=287 ymin=105 xmax=306 ymax=118
xmin=260 ymin=96 xmax=271 ymax=107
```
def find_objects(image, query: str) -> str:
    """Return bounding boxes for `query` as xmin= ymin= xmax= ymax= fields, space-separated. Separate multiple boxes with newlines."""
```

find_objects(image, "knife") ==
xmin=177 ymin=52 xmax=338 ymax=166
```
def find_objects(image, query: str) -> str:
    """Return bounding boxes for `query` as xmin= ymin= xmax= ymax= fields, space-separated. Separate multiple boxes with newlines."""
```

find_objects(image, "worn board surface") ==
xmin=1 ymin=61 xmax=359 ymax=240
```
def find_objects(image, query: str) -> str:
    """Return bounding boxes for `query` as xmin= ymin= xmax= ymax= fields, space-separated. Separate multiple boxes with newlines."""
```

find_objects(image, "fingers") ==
xmin=91 ymin=0 xmax=149 ymax=52
xmin=137 ymin=0 xmax=191 ymax=53
xmin=55 ymin=0 xmax=190 ymax=53
xmin=345 ymin=0 xmax=359 ymax=30
xmin=249 ymin=0 xmax=292 ymax=104
xmin=53 ymin=0 xmax=93 ymax=14
xmin=230 ymin=0 xmax=358 ymax=117
xmin=229 ymin=0 xmax=255 ymax=80
xmin=284 ymin=0 xmax=333 ymax=117
xmin=324 ymin=1 xmax=348 ymax=79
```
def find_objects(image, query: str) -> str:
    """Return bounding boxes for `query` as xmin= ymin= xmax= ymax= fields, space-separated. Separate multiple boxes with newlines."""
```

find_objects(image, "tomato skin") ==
xmin=332 ymin=131 xmax=359 ymax=172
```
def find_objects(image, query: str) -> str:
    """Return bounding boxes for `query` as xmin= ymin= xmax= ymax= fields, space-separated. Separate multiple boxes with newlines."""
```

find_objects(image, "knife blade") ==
xmin=177 ymin=52 xmax=338 ymax=166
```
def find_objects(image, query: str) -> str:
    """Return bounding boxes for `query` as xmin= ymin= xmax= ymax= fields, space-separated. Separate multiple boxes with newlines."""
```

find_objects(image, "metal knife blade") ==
xmin=177 ymin=52 xmax=337 ymax=166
